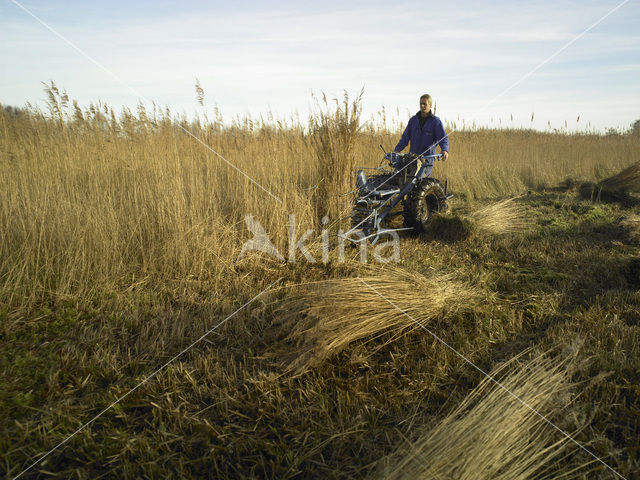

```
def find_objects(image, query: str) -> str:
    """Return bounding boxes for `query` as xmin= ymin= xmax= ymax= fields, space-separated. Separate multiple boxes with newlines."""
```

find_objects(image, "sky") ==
xmin=1 ymin=0 xmax=639 ymax=132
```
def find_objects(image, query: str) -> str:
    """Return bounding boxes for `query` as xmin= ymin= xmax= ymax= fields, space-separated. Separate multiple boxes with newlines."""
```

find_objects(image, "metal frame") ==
xmin=342 ymin=153 xmax=444 ymax=244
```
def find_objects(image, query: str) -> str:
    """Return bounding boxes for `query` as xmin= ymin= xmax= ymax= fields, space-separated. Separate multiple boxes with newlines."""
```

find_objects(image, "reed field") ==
xmin=1 ymin=88 xmax=640 ymax=478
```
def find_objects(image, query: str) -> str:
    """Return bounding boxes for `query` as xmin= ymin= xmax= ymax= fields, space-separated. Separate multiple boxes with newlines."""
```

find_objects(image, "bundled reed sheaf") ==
xmin=429 ymin=197 xmax=531 ymax=240
xmin=469 ymin=197 xmax=532 ymax=235
xmin=598 ymin=161 xmax=640 ymax=193
xmin=579 ymin=161 xmax=640 ymax=202
xmin=377 ymin=351 xmax=589 ymax=480
xmin=275 ymin=265 xmax=481 ymax=372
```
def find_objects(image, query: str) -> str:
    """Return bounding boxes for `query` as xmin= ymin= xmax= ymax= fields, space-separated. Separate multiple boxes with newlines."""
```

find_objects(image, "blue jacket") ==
xmin=394 ymin=113 xmax=449 ymax=156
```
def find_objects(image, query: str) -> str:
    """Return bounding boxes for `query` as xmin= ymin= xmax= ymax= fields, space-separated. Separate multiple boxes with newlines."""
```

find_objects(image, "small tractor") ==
xmin=342 ymin=149 xmax=452 ymax=244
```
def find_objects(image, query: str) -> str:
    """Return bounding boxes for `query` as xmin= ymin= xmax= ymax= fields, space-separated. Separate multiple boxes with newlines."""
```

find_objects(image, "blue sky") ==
xmin=1 ymin=0 xmax=639 ymax=131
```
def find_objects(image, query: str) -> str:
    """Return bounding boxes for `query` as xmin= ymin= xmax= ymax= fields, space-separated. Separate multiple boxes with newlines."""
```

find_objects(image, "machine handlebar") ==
xmin=383 ymin=152 xmax=443 ymax=169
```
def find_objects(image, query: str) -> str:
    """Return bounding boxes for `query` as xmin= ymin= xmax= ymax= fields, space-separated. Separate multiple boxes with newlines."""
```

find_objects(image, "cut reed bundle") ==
xmin=428 ymin=197 xmax=531 ymax=241
xmin=377 ymin=351 xmax=589 ymax=480
xmin=469 ymin=197 xmax=532 ymax=235
xmin=598 ymin=161 xmax=640 ymax=193
xmin=275 ymin=265 xmax=481 ymax=372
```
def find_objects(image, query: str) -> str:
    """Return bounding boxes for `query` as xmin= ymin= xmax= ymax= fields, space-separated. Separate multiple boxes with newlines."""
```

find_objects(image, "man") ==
xmin=394 ymin=94 xmax=449 ymax=176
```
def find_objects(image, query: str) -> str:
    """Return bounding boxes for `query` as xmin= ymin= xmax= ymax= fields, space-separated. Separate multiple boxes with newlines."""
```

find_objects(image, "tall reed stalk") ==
xmin=309 ymin=89 xmax=363 ymax=220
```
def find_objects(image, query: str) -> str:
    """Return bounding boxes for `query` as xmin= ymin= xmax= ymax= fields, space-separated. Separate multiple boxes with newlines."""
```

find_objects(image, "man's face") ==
xmin=419 ymin=98 xmax=431 ymax=116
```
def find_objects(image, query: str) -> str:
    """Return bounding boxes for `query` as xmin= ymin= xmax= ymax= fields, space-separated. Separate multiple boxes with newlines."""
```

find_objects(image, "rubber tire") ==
xmin=403 ymin=178 xmax=447 ymax=233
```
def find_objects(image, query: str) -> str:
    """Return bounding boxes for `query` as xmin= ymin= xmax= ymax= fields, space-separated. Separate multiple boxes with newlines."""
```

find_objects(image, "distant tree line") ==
xmin=0 ymin=103 xmax=27 ymax=117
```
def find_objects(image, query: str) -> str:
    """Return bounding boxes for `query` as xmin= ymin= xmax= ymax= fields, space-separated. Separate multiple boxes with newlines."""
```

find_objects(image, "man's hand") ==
xmin=442 ymin=151 xmax=449 ymax=161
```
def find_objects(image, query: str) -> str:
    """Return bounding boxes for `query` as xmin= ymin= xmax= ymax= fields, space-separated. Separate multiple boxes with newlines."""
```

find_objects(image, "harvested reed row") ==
xmin=377 ymin=351 xmax=588 ymax=480
xmin=274 ymin=265 xmax=482 ymax=372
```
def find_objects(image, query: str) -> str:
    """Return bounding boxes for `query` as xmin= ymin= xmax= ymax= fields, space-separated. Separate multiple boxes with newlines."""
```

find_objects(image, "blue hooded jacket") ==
xmin=394 ymin=112 xmax=449 ymax=156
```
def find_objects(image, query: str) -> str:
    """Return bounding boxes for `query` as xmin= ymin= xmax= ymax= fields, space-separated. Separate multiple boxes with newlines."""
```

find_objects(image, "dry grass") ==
xmin=2 ymin=89 xmax=640 ymax=313
xmin=469 ymin=197 xmax=533 ymax=235
xmin=309 ymin=90 xmax=363 ymax=218
xmin=1 ymin=88 xmax=640 ymax=478
xmin=427 ymin=197 xmax=531 ymax=241
xmin=431 ymin=130 xmax=640 ymax=200
xmin=377 ymin=350 xmax=589 ymax=480
xmin=598 ymin=161 xmax=640 ymax=193
xmin=620 ymin=214 xmax=640 ymax=244
xmin=273 ymin=265 xmax=482 ymax=372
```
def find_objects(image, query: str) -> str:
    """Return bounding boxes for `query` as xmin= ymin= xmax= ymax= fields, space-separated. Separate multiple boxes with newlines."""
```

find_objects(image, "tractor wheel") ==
xmin=403 ymin=178 xmax=447 ymax=233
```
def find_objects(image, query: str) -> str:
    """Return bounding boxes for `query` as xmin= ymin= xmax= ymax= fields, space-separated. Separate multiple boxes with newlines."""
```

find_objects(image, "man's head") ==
xmin=419 ymin=94 xmax=432 ymax=117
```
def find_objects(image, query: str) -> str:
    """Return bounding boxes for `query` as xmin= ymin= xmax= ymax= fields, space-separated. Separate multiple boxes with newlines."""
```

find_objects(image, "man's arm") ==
xmin=434 ymin=118 xmax=449 ymax=160
xmin=394 ymin=122 xmax=411 ymax=152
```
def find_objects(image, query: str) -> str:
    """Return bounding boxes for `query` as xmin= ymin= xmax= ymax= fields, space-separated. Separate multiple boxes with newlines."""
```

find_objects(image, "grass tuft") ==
xmin=624 ymin=257 xmax=640 ymax=287
xmin=620 ymin=214 xmax=640 ymax=244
